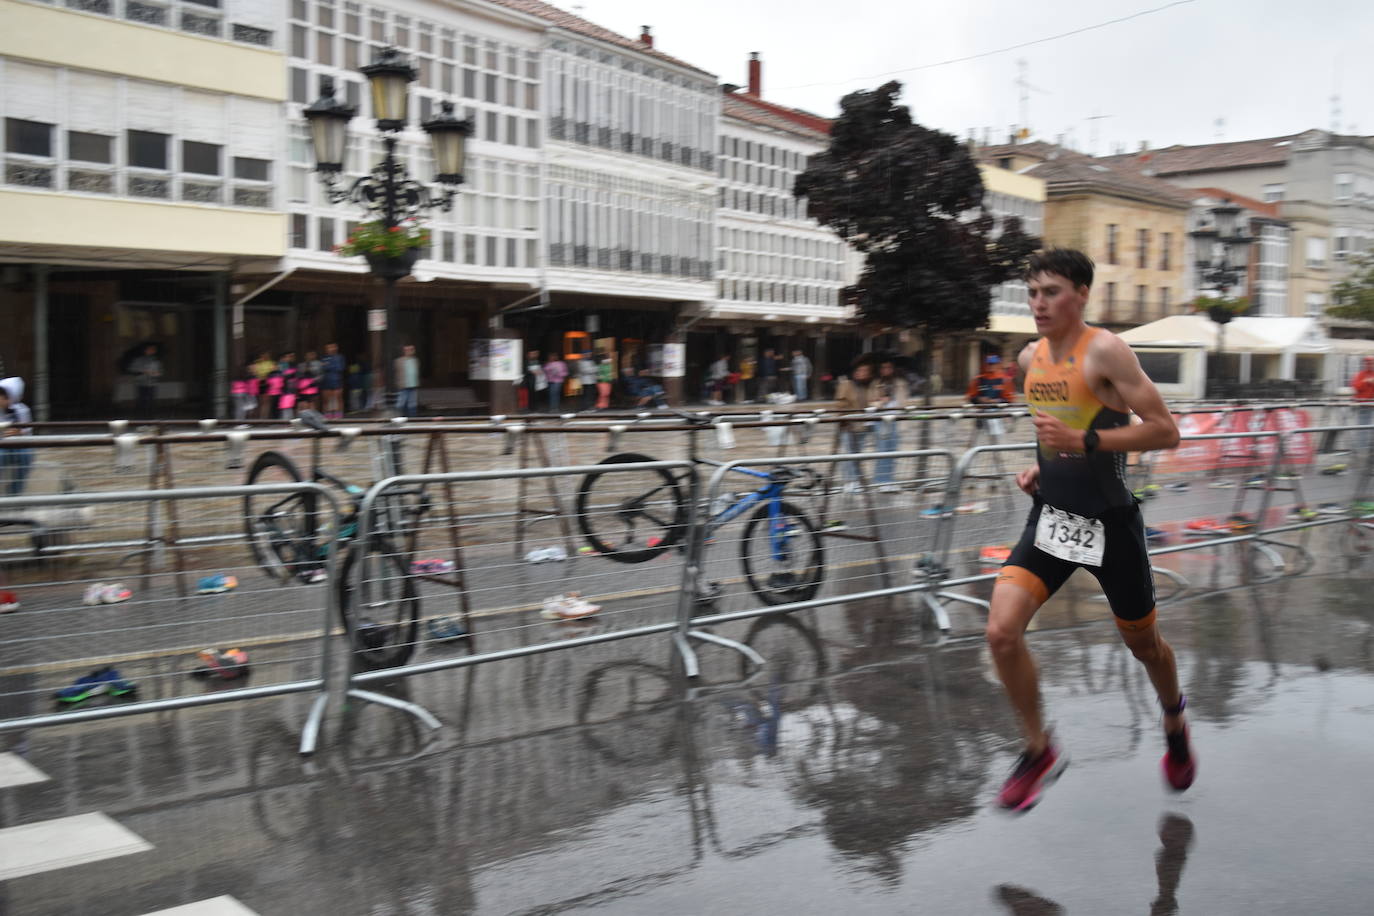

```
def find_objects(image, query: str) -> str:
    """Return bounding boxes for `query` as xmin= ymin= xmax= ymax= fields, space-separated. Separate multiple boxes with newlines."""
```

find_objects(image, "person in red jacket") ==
xmin=967 ymin=354 xmax=1015 ymax=405
xmin=1352 ymin=356 xmax=1374 ymax=447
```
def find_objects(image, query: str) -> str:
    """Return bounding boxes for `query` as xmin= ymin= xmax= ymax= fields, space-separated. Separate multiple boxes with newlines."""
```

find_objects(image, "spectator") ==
xmin=791 ymin=349 xmax=812 ymax=401
xmin=578 ymin=352 xmax=598 ymax=410
xmin=707 ymin=355 xmax=729 ymax=406
xmin=0 ymin=376 xmax=34 ymax=496
xmin=833 ymin=357 xmax=876 ymax=490
xmin=348 ymin=354 xmax=372 ymax=412
xmin=759 ymin=348 xmax=778 ymax=398
xmin=251 ymin=351 xmax=275 ymax=382
xmin=1353 ymin=355 xmax=1374 ymax=448
xmin=543 ymin=352 xmax=568 ymax=413
xmin=966 ymin=354 xmax=1014 ymax=405
xmin=320 ymin=343 xmax=345 ymax=418
xmin=302 ymin=349 xmax=322 ymax=382
xmin=231 ymin=364 xmax=258 ymax=421
xmin=129 ymin=344 xmax=162 ymax=416
xmin=635 ymin=370 xmax=668 ymax=408
xmin=870 ymin=359 xmax=911 ymax=490
xmin=595 ymin=352 xmax=614 ymax=410
xmin=739 ymin=353 xmax=757 ymax=402
xmin=524 ymin=350 xmax=545 ymax=412
xmin=393 ymin=344 xmax=420 ymax=416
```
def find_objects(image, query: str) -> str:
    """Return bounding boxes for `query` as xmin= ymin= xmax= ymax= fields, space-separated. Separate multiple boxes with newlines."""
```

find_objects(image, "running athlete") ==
xmin=988 ymin=248 xmax=1194 ymax=812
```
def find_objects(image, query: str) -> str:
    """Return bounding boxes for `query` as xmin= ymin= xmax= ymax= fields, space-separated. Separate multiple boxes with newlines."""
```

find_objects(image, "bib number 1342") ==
xmin=1034 ymin=506 xmax=1106 ymax=566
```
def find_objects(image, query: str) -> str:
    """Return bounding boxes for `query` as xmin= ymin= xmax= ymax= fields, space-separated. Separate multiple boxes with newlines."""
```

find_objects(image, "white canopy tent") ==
xmin=1118 ymin=315 xmax=1337 ymax=398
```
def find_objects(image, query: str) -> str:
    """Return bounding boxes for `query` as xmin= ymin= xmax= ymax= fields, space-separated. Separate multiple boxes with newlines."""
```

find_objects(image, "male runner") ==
xmin=988 ymin=248 xmax=1194 ymax=812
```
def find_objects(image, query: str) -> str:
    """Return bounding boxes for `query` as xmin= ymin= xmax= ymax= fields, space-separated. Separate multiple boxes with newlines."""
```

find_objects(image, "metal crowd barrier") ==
xmin=0 ymin=483 xmax=341 ymax=754
xmin=0 ymin=417 xmax=1368 ymax=749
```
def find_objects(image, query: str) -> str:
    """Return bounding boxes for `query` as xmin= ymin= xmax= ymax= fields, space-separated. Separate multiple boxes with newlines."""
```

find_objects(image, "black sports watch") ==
xmin=1082 ymin=429 xmax=1100 ymax=453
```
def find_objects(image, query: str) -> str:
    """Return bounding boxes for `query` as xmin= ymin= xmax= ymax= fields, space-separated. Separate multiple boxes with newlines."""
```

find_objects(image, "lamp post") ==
xmin=303 ymin=48 xmax=471 ymax=411
xmin=1190 ymin=199 xmax=1253 ymax=396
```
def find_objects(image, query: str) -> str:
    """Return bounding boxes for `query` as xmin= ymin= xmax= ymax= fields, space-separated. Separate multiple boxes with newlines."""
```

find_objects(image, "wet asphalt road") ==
xmin=2 ymin=554 xmax=1374 ymax=914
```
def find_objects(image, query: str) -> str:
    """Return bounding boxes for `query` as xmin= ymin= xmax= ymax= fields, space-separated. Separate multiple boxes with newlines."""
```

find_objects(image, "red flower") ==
xmin=389 ymin=226 xmax=401 ymax=233
xmin=373 ymin=245 xmax=385 ymax=252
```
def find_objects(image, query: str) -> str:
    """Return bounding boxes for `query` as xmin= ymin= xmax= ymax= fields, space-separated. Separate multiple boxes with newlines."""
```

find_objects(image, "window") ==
xmin=290 ymin=213 xmax=308 ymax=248
xmin=1107 ymin=224 xmax=1118 ymax=264
xmin=1262 ymin=184 xmax=1284 ymax=203
xmin=1137 ymin=228 xmax=1149 ymax=269
xmin=1335 ymin=233 xmax=1350 ymax=260
xmin=1159 ymin=287 xmax=1170 ymax=317
xmin=1159 ymin=232 xmax=1171 ymax=270
xmin=1334 ymin=173 xmax=1353 ymax=201
xmin=6 ymin=118 xmax=53 ymax=157
xmin=68 ymin=131 xmax=112 ymax=164
xmin=318 ymin=217 xmax=334 ymax=251
xmin=290 ymin=67 xmax=310 ymax=103
xmin=1137 ymin=351 xmax=1181 ymax=385
xmin=1306 ymin=237 xmax=1327 ymax=269
xmin=127 ymin=130 xmax=169 ymax=170
xmin=1135 ymin=284 xmax=1147 ymax=319
xmin=181 ymin=141 xmax=221 ymax=175
xmin=234 ymin=157 xmax=270 ymax=181
xmin=1105 ymin=281 xmax=1117 ymax=316
xmin=1305 ymin=292 xmax=1325 ymax=317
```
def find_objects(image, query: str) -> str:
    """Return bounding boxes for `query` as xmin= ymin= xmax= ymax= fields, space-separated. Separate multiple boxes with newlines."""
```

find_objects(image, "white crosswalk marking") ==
xmin=0 ymin=812 xmax=152 ymax=881
xmin=140 ymin=896 xmax=260 ymax=915
xmin=0 ymin=753 xmax=49 ymax=789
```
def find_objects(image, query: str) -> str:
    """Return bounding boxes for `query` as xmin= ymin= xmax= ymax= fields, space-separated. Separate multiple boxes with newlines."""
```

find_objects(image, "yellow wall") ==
xmin=1043 ymin=193 xmax=1189 ymax=325
xmin=0 ymin=189 xmax=285 ymax=257
xmin=980 ymin=164 xmax=1046 ymax=202
xmin=0 ymin=0 xmax=284 ymax=100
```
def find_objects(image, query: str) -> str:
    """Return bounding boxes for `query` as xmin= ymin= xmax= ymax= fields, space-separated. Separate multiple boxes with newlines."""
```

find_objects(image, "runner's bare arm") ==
xmin=1090 ymin=334 xmax=1179 ymax=452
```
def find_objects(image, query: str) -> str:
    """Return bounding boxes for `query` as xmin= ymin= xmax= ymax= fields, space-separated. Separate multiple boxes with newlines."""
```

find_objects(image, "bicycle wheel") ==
xmin=740 ymin=500 xmax=824 ymax=606
xmin=576 ymin=452 xmax=687 ymax=563
xmin=337 ymin=537 xmax=420 ymax=668
xmin=244 ymin=451 xmax=318 ymax=582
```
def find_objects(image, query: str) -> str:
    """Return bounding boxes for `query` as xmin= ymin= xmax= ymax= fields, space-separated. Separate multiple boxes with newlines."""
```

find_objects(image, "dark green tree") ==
xmin=1328 ymin=251 xmax=1374 ymax=323
xmin=795 ymin=81 xmax=1040 ymax=404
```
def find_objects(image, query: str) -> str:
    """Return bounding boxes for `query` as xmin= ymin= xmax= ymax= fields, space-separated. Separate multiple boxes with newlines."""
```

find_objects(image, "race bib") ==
xmin=1035 ymin=505 xmax=1105 ymax=566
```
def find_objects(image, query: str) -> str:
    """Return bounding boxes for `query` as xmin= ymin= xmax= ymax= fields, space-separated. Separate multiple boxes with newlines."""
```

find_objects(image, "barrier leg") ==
xmin=345 ymin=686 xmax=443 ymax=730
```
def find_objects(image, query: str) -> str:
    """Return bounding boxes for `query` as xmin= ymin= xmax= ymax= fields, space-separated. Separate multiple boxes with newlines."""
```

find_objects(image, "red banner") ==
xmin=1154 ymin=408 xmax=1313 ymax=474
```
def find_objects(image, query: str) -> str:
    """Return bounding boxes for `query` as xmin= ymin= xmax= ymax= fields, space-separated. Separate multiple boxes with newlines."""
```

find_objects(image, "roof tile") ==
xmin=482 ymin=0 xmax=712 ymax=75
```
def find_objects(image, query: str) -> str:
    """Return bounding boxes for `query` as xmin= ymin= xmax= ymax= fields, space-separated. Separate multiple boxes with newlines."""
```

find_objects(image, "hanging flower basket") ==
xmin=335 ymin=219 xmax=428 ymax=279
xmin=1192 ymin=295 xmax=1249 ymax=325
xmin=364 ymin=247 xmax=420 ymax=279
xmin=1206 ymin=305 xmax=1235 ymax=325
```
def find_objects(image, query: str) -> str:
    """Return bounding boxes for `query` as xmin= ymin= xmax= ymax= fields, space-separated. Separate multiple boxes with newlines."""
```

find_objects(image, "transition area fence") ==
xmin=0 ymin=403 xmax=1370 ymax=750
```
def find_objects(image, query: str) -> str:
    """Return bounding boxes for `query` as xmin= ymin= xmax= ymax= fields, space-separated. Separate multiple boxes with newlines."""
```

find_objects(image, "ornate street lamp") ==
xmin=1190 ymin=199 xmax=1254 ymax=395
xmin=303 ymin=50 xmax=472 ymax=411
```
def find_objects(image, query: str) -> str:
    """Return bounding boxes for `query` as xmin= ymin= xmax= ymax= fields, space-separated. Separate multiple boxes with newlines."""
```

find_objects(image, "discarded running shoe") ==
xmin=0 ymin=591 xmax=18 ymax=613
xmin=82 ymin=583 xmax=132 ymax=606
xmin=1287 ymin=506 xmax=1319 ymax=522
xmin=55 ymin=667 xmax=137 ymax=705
xmin=823 ymin=520 xmax=849 ymax=532
xmin=913 ymin=554 xmax=949 ymax=579
xmin=1184 ymin=518 xmax=1226 ymax=536
xmin=298 ymin=567 xmax=327 ymax=584
xmin=191 ymin=648 xmax=250 ymax=680
xmin=541 ymin=592 xmax=600 ymax=620
xmin=980 ymin=545 xmax=1012 ymax=564
xmin=1134 ymin=484 xmax=1162 ymax=500
xmin=996 ymin=737 xmax=1067 ymax=812
xmin=920 ymin=506 xmax=953 ymax=519
xmin=1243 ymin=476 xmax=1267 ymax=489
xmin=1145 ymin=526 xmax=1169 ymax=544
xmin=409 ymin=558 xmax=456 ymax=576
xmin=1226 ymin=514 xmax=1256 ymax=533
xmin=1317 ymin=502 xmax=1345 ymax=515
xmin=1164 ymin=482 xmax=1191 ymax=492
xmin=426 ymin=617 xmax=469 ymax=642
xmin=1207 ymin=480 xmax=1237 ymax=489
xmin=1353 ymin=501 xmax=1374 ymax=518
xmin=525 ymin=546 xmax=568 ymax=563
xmin=956 ymin=501 xmax=990 ymax=515
xmin=1320 ymin=464 xmax=1348 ymax=476
xmin=196 ymin=574 xmax=238 ymax=594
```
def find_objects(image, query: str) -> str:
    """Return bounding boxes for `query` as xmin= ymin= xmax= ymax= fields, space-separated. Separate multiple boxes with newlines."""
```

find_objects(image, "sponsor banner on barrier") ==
xmin=1158 ymin=408 xmax=1312 ymax=473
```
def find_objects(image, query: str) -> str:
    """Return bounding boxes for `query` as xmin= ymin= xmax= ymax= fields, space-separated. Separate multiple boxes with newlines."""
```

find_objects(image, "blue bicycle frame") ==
xmin=705 ymin=465 xmax=796 ymax=561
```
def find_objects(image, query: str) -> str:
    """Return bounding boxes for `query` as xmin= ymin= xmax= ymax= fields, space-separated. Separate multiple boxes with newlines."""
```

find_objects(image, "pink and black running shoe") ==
xmin=996 ymin=739 xmax=1067 ymax=812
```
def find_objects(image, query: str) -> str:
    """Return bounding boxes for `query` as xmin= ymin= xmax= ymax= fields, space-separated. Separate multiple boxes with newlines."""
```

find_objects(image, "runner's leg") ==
xmin=987 ymin=574 xmax=1051 ymax=754
xmin=1118 ymin=619 xmax=1184 ymax=730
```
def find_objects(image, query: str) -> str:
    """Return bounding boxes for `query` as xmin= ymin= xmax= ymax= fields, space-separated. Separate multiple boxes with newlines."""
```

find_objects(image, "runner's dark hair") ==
xmin=1024 ymin=248 xmax=1094 ymax=289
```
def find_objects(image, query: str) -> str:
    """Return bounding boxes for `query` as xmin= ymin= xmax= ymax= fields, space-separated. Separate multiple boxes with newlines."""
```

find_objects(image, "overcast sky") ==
xmin=563 ymin=0 xmax=1373 ymax=153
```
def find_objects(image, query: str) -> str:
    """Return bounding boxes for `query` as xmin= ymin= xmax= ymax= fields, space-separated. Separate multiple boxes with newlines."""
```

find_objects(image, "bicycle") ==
xmin=242 ymin=411 xmax=434 ymax=668
xmin=575 ymin=411 xmax=825 ymax=605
